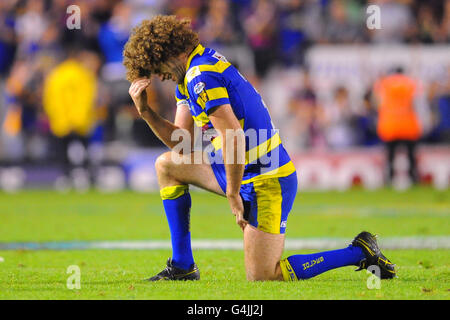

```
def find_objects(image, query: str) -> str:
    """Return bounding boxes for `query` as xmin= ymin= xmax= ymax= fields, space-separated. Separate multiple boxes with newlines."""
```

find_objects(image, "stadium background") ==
xmin=0 ymin=0 xmax=449 ymax=192
xmin=0 ymin=0 xmax=449 ymax=301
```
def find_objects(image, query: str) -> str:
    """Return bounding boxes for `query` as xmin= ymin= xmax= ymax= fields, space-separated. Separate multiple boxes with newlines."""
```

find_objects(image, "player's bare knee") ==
xmin=154 ymin=152 xmax=174 ymax=177
xmin=246 ymin=265 xmax=280 ymax=281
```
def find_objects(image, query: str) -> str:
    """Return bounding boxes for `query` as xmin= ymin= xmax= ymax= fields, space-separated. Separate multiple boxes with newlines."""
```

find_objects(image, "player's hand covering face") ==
xmin=128 ymin=78 xmax=151 ymax=115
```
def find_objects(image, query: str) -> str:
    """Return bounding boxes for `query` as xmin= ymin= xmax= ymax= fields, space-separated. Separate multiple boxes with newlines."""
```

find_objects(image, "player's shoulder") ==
xmin=185 ymin=47 xmax=231 ymax=85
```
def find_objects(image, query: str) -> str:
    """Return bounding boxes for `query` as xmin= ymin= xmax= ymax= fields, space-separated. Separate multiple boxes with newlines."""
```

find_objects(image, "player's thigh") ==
xmin=155 ymin=150 xmax=225 ymax=196
xmin=241 ymin=173 xmax=298 ymax=281
xmin=244 ymin=225 xmax=285 ymax=281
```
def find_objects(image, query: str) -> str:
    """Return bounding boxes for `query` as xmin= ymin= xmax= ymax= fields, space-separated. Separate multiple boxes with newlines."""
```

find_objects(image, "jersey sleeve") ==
xmin=187 ymin=71 xmax=230 ymax=115
xmin=175 ymin=85 xmax=189 ymax=106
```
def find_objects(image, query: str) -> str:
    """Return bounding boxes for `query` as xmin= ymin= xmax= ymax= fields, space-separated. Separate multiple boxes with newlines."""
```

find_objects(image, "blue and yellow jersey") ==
xmin=176 ymin=44 xmax=295 ymax=185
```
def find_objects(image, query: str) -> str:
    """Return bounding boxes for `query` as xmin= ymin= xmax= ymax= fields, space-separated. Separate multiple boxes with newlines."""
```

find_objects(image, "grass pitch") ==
xmin=0 ymin=187 xmax=449 ymax=300
xmin=0 ymin=249 xmax=449 ymax=300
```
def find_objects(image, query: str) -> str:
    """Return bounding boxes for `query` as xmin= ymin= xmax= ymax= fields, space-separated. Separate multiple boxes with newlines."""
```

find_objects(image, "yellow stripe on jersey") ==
xmin=246 ymin=132 xmax=281 ymax=164
xmin=241 ymin=161 xmax=296 ymax=185
xmin=211 ymin=136 xmax=222 ymax=150
xmin=192 ymin=112 xmax=209 ymax=128
xmin=210 ymin=118 xmax=244 ymax=149
xmin=160 ymin=185 xmax=189 ymax=200
xmin=192 ymin=111 xmax=210 ymax=127
xmin=239 ymin=118 xmax=245 ymax=129
xmin=186 ymin=45 xmax=205 ymax=72
xmin=211 ymin=131 xmax=282 ymax=165
xmin=184 ymin=61 xmax=231 ymax=91
xmin=196 ymin=97 xmax=205 ymax=109
xmin=196 ymin=87 xmax=229 ymax=109
xmin=176 ymin=84 xmax=190 ymax=104
xmin=198 ymin=60 xmax=231 ymax=74
xmin=184 ymin=44 xmax=231 ymax=89
xmin=207 ymin=87 xmax=229 ymax=100
xmin=177 ymin=84 xmax=187 ymax=96
xmin=253 ymin=177 xmax=283 ymax=234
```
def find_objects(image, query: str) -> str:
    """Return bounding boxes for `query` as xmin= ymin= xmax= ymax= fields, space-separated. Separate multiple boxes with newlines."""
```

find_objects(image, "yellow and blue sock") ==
xmin=280 ymin=245 xmax=365 ymax=281
xmin=160 ymin=185 xmax=194 ymax=270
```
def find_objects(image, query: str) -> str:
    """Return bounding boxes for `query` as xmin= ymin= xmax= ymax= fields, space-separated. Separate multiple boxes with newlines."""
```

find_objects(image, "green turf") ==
xmin=0 ymin=187 xmax=448 ymax=241
xmin=0 ymin=187 xmax=449 ymax=299
xmin=0 ymin=249 xmax=448 ymax=300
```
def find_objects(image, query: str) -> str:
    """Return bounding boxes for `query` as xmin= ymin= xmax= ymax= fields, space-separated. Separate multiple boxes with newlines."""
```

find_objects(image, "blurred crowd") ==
xmin=0 ymin=0 xmax=449 ymax=168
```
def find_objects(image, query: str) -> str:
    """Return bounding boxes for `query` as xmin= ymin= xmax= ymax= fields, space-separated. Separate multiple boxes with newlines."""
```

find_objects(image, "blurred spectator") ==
xmin=98 ymin=2 xmax=131 ymax=69
xmin=42 ymin=48 xmax=100 ymax=187
xmin=413 ymin=2 xmax=441 ymax=43
xmin=369 ymin=0 xmax=414 ymax=43
xmin=286 ymin=70 xmax=326 ymax=150
xmin=373 ymin=67 xmax=422 ymax=185
xmin=2 ymin=52 xmax=55 ymax=162
xmin=354 ymin=89 xmax=380 ymax=146
xmin=440 ymin=0 xmax=450 ymax=42
xmin=0 ymin=0 xmax=17 ymax=77
xmin=166 ymin=0 xmax=203 ymax=28
xmin=243 ymin=0 xmax=278 ymax=78
xmin=322 ymin=0 xmax=365 ymax=43
xmin=14 ymin=0 xmax=48 ymax=58
xmin=277 ymin=0 xmax=307 ymax=66
xmin=324 ymin=86 xmax=358 ymax=150
xmin=61 ymin=0 xmax=103 ymax=54
xmin=97 ymin=1 xmax=132 ymax=141
xmin=426 ymin=66 xmax=450 ymax=143
xmin=0 ymin=0 xmax=18 ymax=159
xmin=0 ymin=0 xmax=449 ymax=168
xmin=296 ymin=0 xmax=325 ymax=44
xmin=197 ymin=0 xmax=256 ymax=77
xmin=198 ymin=0 xmax=242 ymax=49
xmin=128 ymin=0 xmax=167 ymax=26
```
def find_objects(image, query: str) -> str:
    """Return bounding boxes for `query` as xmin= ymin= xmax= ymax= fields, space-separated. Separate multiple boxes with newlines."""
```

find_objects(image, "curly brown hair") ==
xmin=123 ymin=15 xmax=199 ymax=82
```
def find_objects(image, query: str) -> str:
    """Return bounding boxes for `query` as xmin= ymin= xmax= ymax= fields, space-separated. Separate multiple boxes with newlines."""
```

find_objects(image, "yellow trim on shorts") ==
xmin=253 ymin=178 xmax=283 ymax=234
xmin=160 ymin=185 xmax=189 ymax=200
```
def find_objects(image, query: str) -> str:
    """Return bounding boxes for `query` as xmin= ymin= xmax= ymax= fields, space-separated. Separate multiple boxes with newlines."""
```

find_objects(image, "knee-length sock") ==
xmin=160 ymin=185 xmax=194 ymax=270
xmin=280 ymin=245 xmax=365 ymax=280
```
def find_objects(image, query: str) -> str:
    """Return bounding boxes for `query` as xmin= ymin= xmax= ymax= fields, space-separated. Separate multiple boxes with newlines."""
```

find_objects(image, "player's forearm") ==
xmin=129 ymin=79 xmax=183 ymax=149
xmin=139 ymin=107 xmax=182 ymax=149
xmin=222 ymin=129 xmax=246 ymax=196
xmin=225 ymin=162 xmax=245 ymax=196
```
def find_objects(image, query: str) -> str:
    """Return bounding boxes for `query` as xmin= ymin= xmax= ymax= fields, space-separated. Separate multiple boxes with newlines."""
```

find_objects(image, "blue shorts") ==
xmin=208 ymin=153 xmax=298 ymax=234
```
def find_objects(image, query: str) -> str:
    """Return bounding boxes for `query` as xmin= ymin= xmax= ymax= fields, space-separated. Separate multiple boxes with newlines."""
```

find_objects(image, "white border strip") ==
xmin=1 ymin=237 xmax=449 ymax=250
